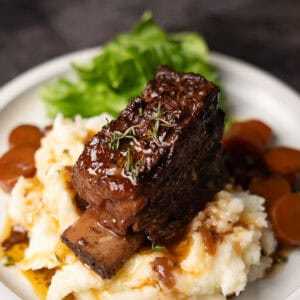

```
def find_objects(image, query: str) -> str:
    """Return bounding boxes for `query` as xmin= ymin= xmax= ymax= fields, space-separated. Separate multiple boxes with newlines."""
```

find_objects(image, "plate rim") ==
xmin=0 ymin=48 xmax=299 ymax=112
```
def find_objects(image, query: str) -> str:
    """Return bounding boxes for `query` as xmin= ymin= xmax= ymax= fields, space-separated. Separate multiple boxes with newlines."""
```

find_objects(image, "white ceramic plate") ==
xmin=0 ymin=48 xmax=299 ymax=300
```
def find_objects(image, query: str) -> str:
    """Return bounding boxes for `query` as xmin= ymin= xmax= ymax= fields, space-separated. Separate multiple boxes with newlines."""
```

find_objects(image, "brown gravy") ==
xmin=1 ymin=225 xmax=28 ymax=251
xmin=199 ymin=226 xmax=222 ymax=256
xmin=151 ymin=256 xmax=176 ymax=289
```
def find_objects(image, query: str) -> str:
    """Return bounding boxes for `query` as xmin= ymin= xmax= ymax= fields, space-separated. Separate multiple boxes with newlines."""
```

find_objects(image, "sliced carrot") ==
xmin=9 ymin=124 xmax=44 ymax=149
xmin=249 ymin=176 xmax=291 ymax=209
xmin=0 ymin=146 xmax=36 ymax=192
xmin=270 ymin=193 xmax=300 ymax=245
xmin=264 ymin=147 xmax=300 ymax=185
xmin=223 ymin=119 xmax=273 ymax=157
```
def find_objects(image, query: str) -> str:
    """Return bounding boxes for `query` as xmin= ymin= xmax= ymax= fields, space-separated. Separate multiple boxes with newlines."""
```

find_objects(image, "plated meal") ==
xmin=0 ymin=12 xmax=299 ymax=300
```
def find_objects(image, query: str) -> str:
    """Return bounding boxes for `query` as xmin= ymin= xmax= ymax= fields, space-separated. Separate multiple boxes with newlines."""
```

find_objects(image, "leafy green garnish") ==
xmin=148 ymin=102 xmax=175 ymax=145
xmin=123 ymin=148 xmax=144 ymax=184
xmin=151 ymin=243 xmax=166 ymax=251
xmin=42 ymin=12 xmax=225 ymax=119
xmin=55 ymin=253 xmax=62 ymax=262
xmin=108 ymin=125 xmax=140 ymax=150
xmin=124 ymin=148 xmax=134 ymax=174
xmin=3 ymin=256 xmax=15 ymax=267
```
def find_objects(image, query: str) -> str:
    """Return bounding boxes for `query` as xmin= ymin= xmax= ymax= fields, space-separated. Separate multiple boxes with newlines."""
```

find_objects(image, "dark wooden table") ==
xmin=0 ymin=0 xmax=299 ymax=92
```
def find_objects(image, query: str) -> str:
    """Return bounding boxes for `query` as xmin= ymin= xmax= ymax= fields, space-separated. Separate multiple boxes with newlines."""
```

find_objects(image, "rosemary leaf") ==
xmin=274 ymin=253 xmax=288 ymax=264
xmin=124 ymin=148 xmax=134 ymax=174
xmin=148 ymin=102 xmax=174 ymax=144
xmin=138 ymin=106 xmax=143 ymax=115
xmin=123 ymin=149 xmax=144 ymax=184
xmin=151 ymin=243 xmax=166 ymax=251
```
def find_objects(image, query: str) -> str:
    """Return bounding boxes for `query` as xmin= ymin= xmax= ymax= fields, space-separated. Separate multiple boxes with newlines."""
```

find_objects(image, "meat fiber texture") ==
xmin=64 ymin=66 xmax=225 ymax=278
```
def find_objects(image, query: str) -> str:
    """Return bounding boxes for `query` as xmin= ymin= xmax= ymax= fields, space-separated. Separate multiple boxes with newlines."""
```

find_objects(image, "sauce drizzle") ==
xmin=151 ymin=256 xmax=176 ymax=288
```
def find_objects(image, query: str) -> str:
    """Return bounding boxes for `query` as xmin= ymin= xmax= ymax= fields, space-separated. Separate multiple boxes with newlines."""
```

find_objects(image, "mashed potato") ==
xmin=6 ymin=114 xmax=276 ymax=300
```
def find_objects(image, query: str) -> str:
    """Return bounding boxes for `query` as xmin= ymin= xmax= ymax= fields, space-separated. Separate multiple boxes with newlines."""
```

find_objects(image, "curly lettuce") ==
xmin=42 ymin=12 xmax=225 ymax=118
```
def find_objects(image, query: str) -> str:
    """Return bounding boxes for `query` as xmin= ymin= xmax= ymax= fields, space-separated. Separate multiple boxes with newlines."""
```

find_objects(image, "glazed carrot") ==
xmin=249 ymin=176 xmax=291 ymax=209
xmin=9 ymin=124 xmax=44 ymax=149
xmin=223 ymin=119 xmax=273 ymax=157
xmin=0 ymin=146 xmax=36 ymax=192
xmin=270 ymin=193 xmax=300 ymax=245
xmin=264 ymin=147 xmax=300 ymax=184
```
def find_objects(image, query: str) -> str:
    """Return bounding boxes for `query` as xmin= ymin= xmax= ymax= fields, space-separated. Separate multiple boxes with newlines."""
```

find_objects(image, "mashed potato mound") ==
xmin=7 ymin=114 xmax=276 ymax=300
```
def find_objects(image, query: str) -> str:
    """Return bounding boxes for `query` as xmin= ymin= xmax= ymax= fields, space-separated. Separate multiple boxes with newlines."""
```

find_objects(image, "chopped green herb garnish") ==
xmin=138 ymin=106 xmax=143 ymax=115
xmin=108 ymin=125 xmax=140 ymax=150
xmin=3 ymin=256 xmax=15 ymax=267
xmin=63 ymin=149 xmax=69 ymax=154
xmin=123 ymin=149 xmax=144 ymax=184
xmin=124 ymin=148 xmax=134 ymax=174
xmin=55 ymin=253 xmax=62 ymax=262
xmin=149 ymin=103 xmax=162 ymax=142
xmin=148 ymin=102 xmax=175 ymax=145
xmin=274 ymin=253 xmax=288 ymax=264
xmin=148 ymin=128 xmax=160 ymax=145
xmin=151 ymin=243 xmax=166 ymax=251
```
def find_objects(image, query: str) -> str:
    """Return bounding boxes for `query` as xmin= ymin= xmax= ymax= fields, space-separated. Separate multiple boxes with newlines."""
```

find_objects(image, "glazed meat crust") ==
xmin=72 ymin=66 xmax=225 ymax=241
xmin=63 ymin=66 xmax=225 ymax=278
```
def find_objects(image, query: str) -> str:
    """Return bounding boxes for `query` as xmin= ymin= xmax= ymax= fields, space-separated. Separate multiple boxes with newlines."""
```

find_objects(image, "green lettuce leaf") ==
xmin=42 ymin=11 xmax=226 ymax=118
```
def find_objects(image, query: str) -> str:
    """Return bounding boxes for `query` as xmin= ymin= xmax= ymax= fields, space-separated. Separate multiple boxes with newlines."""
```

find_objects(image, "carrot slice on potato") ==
xmin=249 ymin=176 xmax=291 ymax=209
xmin=270 ymin=193 xmax=300 ymax=245
xmin=223 ymin=119 xmax=273 ymax=157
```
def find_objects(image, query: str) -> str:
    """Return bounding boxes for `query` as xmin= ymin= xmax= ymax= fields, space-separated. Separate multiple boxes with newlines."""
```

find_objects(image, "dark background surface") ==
xmin=0 ymin=0 xmax=299 ymax=92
